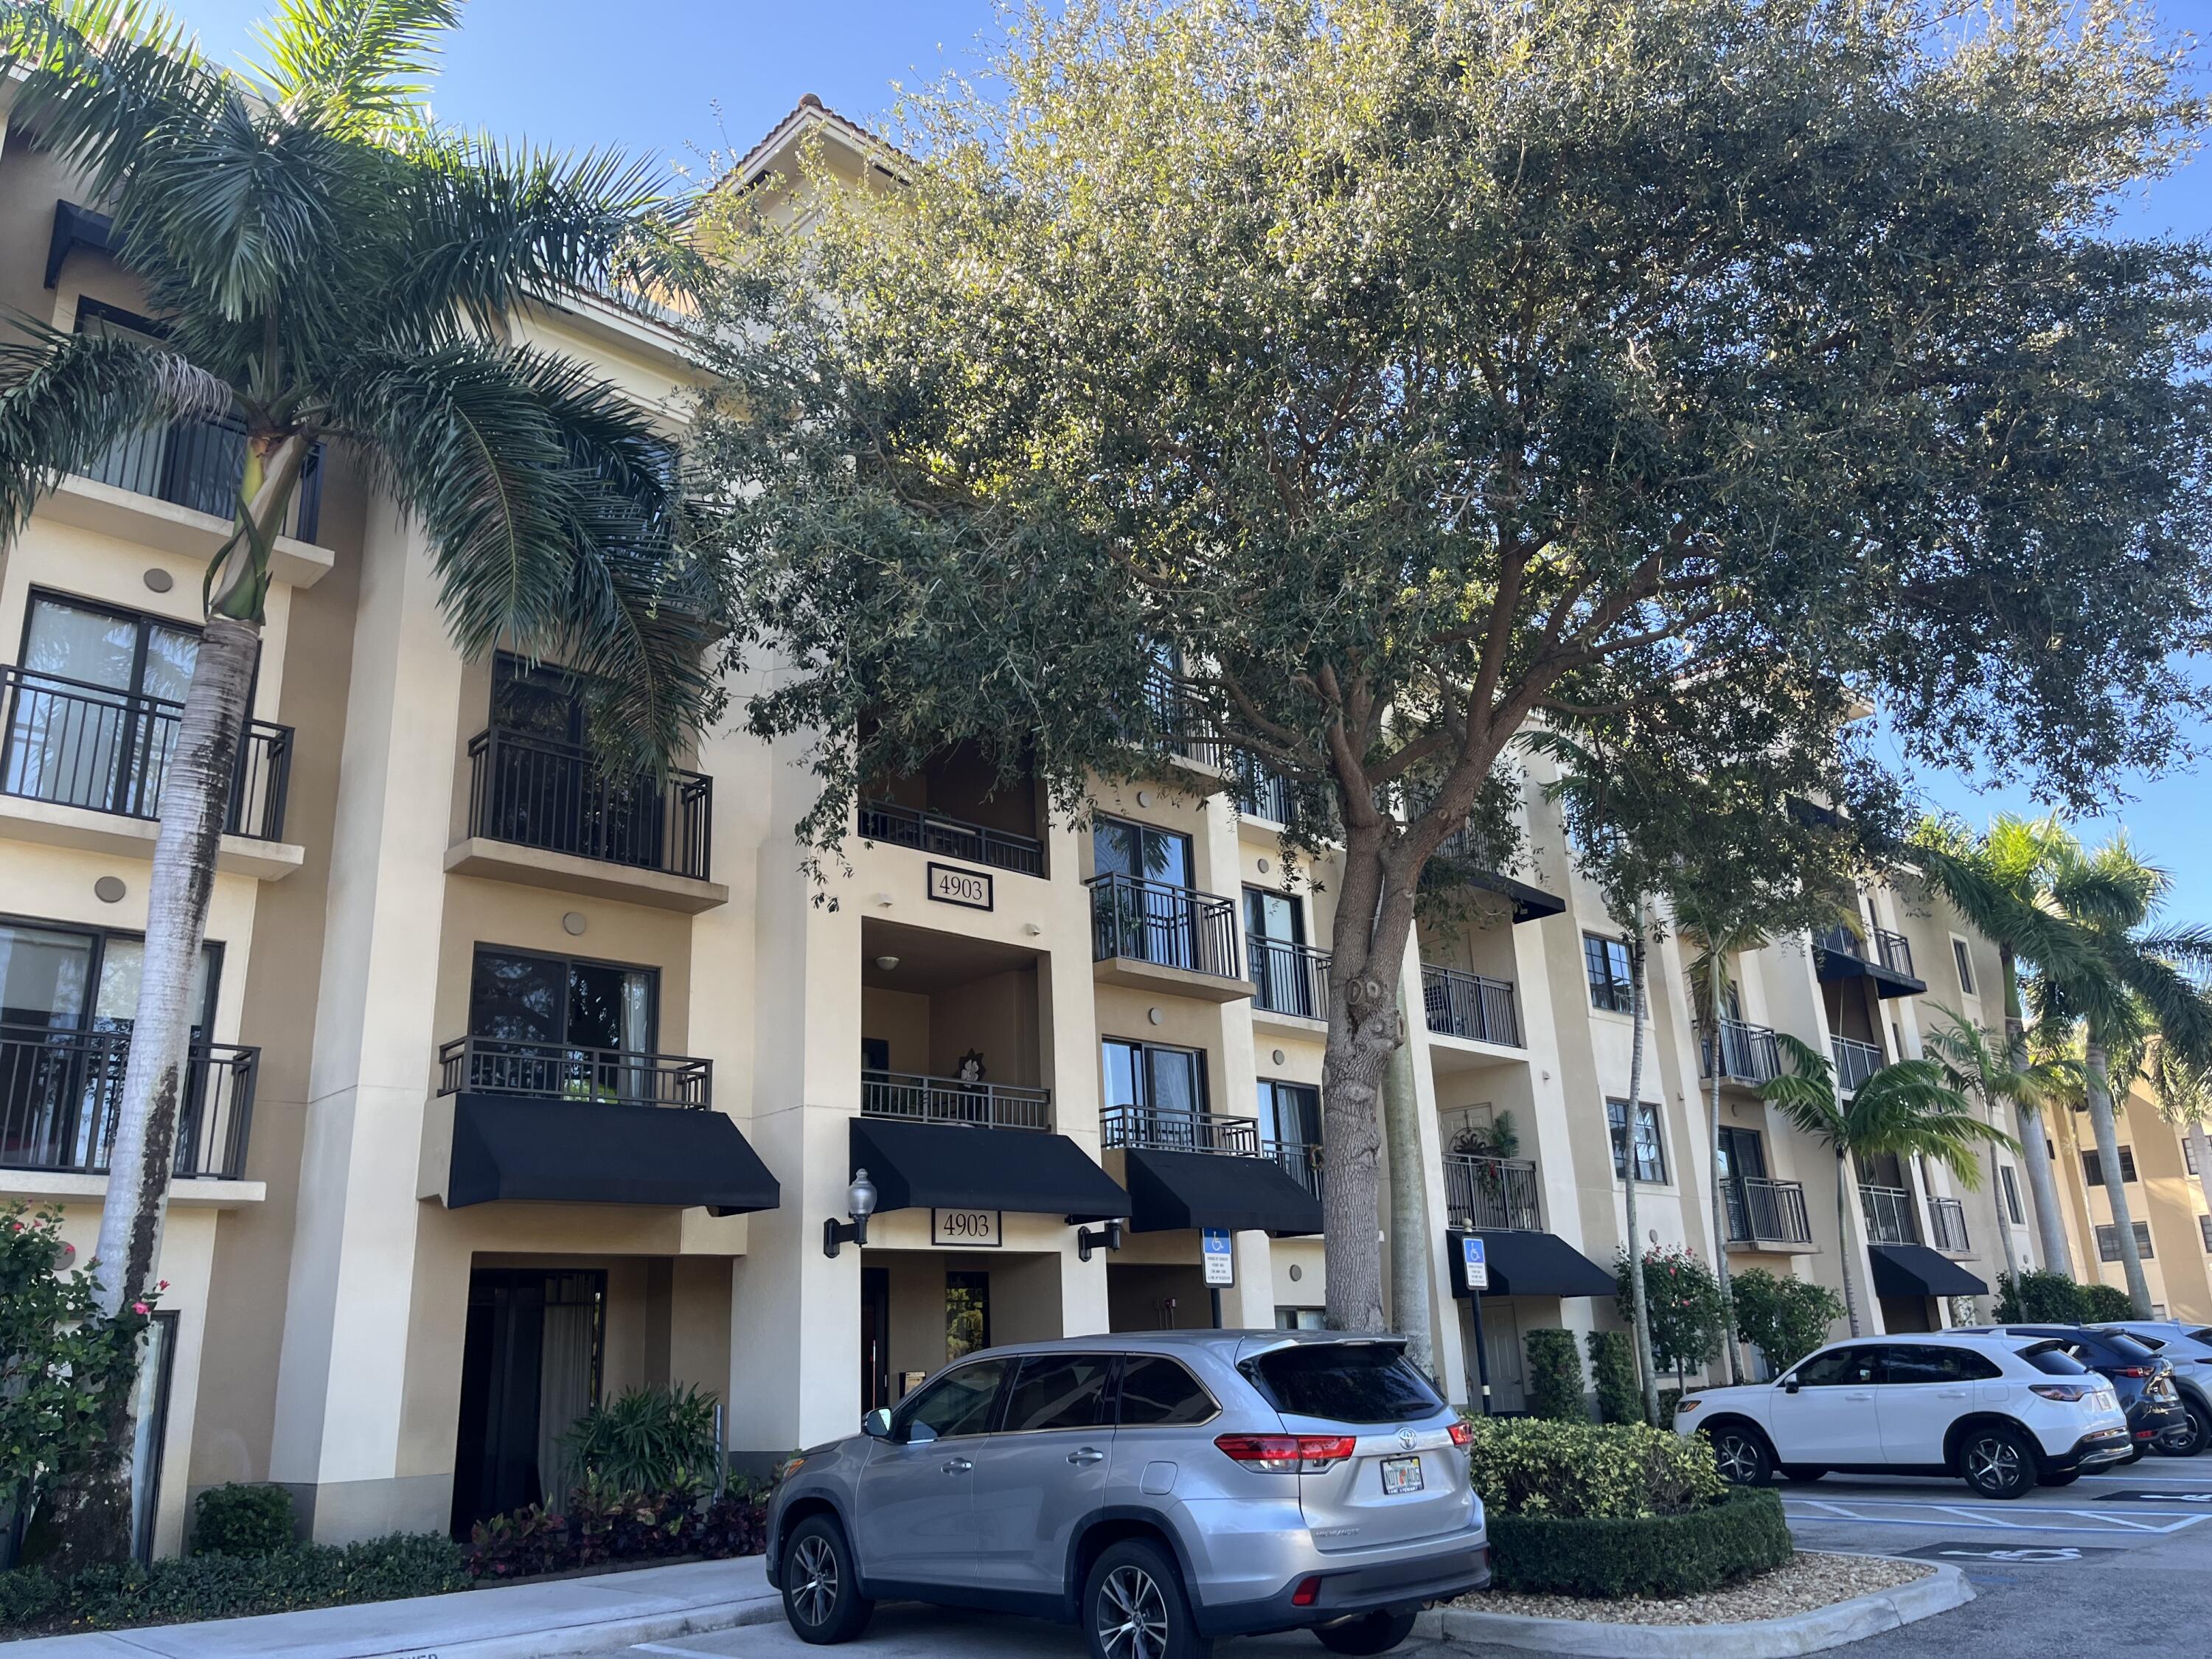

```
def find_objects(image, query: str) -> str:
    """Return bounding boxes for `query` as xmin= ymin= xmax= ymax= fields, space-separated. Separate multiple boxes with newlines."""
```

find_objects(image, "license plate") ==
xmin=1380 ymin=1454 xmax=1424 ymax=1495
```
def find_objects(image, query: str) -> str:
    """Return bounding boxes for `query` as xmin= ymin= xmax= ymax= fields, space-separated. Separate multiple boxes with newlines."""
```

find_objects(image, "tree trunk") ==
xmin=1834 ymin=1152 xmax=1865 ymax=1338
xmin=2188 ymin=1119 xmax=2212 ymax=1237
xmin=1703 ymin=954 xmax=1742 ymax=1384
xmin=2084 ymin=1040 xmax=2153 ymax=1317
xmin=2001 ymin=945 xmax=2073 ymax=1275
xmin=1621 ymin=919 xmax=1660 ymax=1425
xmin=1381 ymin=981 xmax=1433 ymax=1378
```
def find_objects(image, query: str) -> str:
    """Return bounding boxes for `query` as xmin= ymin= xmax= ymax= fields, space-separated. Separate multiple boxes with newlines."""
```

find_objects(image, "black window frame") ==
xmin=1950 ymin=937 xmax=1976 ymax=996
xmin=1998 ymin=1164 xmax=2024 ymax=1227
xmin=2199 ymin=1213 xmax=2212 ymax=1253
xmin=2083 ymin=1146 xmax=2139 ymax=1186
xmin=1092 ymin=813 xmax=1194 ymax=889
xmin=2096 ymin=1220 xmax=2156 ymax=1262
xmin=466 ymin=943 xmax=661 ymax=1054
xmin=1102 ymin=1036 xmax=1211 ymax=1115
xmin=1583 ymin=933 xmax=1635 ymax=1015
xmin=0 ymin=911 xmax=224 ymax=1036
xmin=1607 ymin=1097 xmax=1667 ymax=1184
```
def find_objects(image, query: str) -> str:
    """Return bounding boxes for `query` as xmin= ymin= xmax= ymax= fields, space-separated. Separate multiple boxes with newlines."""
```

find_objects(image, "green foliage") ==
xmin=1486 ymin=1488 xmax=1792 ymax=1599
xmin=462 ymin=1485 xmax=768 ymax=1582
xmin=1587 ymin=1331 xmax=1643 ymax=1427
xmin=2081 ymin=1282 xmax=2138 ymax=1322
xmin=191 ymin=1484 xmax=295 ymax=1558
xmin=0 ymin=1534 xmax=468 ymax=1635
xmin=1995 ymin=1267 xmax=2096 ymax=1322
xmin=559 ymin=1384 xmax=720 ymax=1498
xmin=1730 ymin=1269 xmax=1846 ymax=1373
xmin=1461 ymin=1416 xmax=1724 ymax=1521
xmin=1615 ymin=1245 xmax=1727 ymax=1382
xmin=1523 ymin=1329 xmax=1587 ymax=1422
xmin=1762 ymin=1044 xmax=2010 ymax=1187
xmin=0 ymin=1206 xmax=150 ymax=1522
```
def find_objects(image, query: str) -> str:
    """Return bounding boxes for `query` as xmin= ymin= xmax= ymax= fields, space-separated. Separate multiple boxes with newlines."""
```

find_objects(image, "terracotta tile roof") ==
xmin=730 ymin=91 xmax=902 ymax=187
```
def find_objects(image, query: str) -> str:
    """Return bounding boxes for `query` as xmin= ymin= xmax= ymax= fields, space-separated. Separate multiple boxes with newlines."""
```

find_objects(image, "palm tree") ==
xmin=1762 ymin=1038 xmax=2015 ymax=1337
xmin=0 ymin=0 xmax=718 ymax=1562
xmin=1922 ymin=1008 xmax=2075 ymax=1296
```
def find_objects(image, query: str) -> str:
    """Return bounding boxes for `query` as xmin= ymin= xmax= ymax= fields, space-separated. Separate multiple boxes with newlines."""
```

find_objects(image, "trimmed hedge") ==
xmin=1523 ymin=1328 xmax=1587 ymax=1422
xmin=1587 ymin=1330 xmax=1641 ymax=1425
xmin=192 ymin=1483 xmax=296 ymax=1557
xmin=1464 ymin=1415 xmax=1722 ymax=1520
xmin=1486 ymin=1486 xmax=1792 ymax=1599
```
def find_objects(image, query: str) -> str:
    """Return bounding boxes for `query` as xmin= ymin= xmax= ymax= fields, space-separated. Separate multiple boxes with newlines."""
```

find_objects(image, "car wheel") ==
xmin=780 ymin=1514 xmax=874 ymax=1645
xmin=1706 ymin=1425 xmax=1773 ymax=1486
xmin=2154 ymin=1404 xmax=2211 ymax=1458
xmin=1315 ymin=1609 xmax=1419 ymax=1655
xmin=1085 ymin=1537 xmax=1210 ymax=1659
xmin=1958 ymin=1425 xmax=2037 ymax=1500
xmin=1778 ymin=1466 xmax=1828 ymax=1484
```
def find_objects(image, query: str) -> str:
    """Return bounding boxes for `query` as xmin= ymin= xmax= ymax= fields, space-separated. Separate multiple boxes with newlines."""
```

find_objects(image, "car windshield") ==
xmin=2018 ymin=1340 xmax=2091 ymax=1376
xmin=1240 ymin=1343 xmax=1444 ymax=1423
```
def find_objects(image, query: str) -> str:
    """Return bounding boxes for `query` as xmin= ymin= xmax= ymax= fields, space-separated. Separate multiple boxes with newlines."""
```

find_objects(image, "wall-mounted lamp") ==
xmin=1076 ymin=1219 xmax=1125 ymax=1262
xmin=823 ymin=1168 xmax=879 ymax=1258
xmin=873 ymin=956 xmax=900 ymax=972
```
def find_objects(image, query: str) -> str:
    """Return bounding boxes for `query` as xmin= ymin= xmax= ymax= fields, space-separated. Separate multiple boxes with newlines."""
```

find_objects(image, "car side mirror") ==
xmin=862 ymin=1408 xmax=894 ymax=1439
xmin=1781 ymin=1379 xmax=1801 ymax=1395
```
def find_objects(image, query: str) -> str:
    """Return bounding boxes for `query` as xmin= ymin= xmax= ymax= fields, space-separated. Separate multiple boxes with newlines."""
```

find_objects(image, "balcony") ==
xmin=0 ymin=1025 xmax=256 ymax=1180
xmin=1927 ymin=1195 xmax=1971 ymax=1255
xmin=438 ymin=1034 xmax=712 ymax=1109
xmin=1421 ymin=965 xmax=1523 ymax=1047
xmin=1860 ymin=1183 xmax=1920 ymax=1245
xmin=1703 ymin=1018 xmax=1782 ymax=1087
xmin=1831 ymin=1034 xmax=1882 ymax=1095
xmin=1249 ymin=936 xmax=1330 ymax=1023
xmin=1724 ymin=1176 xmax=1815 ymax=1248
xmin=861 ymin=1068 xmax=1051 ymax=1132
xmin=1231 ymin=757 xmax=1293 ymax=827
xmin=1102 ymin=1104 xmax=1262 ymax=1155
xmin=1088 ymin=873 xmax=1251 ymax=1001
xmin=1 ymin=664 xmax=294 ymax=842
xmin=1270 ymin=1139 xmax=1324 ymax=1202
xmin=83 ymin=414 xmax=325 ymax=545
xmin=858 ymin=799 xmax=1044 ymax=877
xmin=1134 ymin=664 xmax=1231 ymax=771
xmin=1815 ymin=923 xmax=1926 ymax=997
xmin=1441 ymin=1153 xmax=1543 ymax=1232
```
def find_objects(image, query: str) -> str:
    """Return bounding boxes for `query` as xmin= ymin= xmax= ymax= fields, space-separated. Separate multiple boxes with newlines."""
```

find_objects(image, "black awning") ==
xmin=47 ymin=200 xmax=115 ymax=289
xmin=1122 ymin=1148 xmax=1323 ymax=1236
xmin=849 ymin=1116 xmax=1130 ymax=1222
xmin=1447 ymin=1229 xmax=1617 ymax=1299
xmin=1466 ymin=869 xmax=1567 ymax=924
xmin=1814 ymin=945 xmax=1927 ymax=1000
xmin=1868 ymin=1243 xmax=1989 ymax=1299
xmin=448 ymin=1096 xmax=781 ymax=1214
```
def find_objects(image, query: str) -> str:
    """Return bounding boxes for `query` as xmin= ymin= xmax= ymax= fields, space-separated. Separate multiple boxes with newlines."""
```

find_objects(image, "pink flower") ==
xmin=131 ymin=1301 xmax=150 ymax=1315
xmin=158 ymin=1280 xmax=169 ymax=1290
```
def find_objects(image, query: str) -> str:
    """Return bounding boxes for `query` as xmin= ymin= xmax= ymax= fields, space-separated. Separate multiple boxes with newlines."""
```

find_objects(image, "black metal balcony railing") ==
xmin=1232 ymin=757 xmax=1293 ymax=825
xmin=1421 ymin=965 xmax=1523 ymax=1046
xmin=467 ymin=727 xmax=712 ymax=880
xmin=1270 ymin=1139 xmax=1324 ymax=1202
xmin=439 ymin=1035 xmax=711 ymax=1109
xmin=1249 ymin=936 xmax=1330 ymax=1020
xmin=1102 ymin=1103 xmax=1263 ymax=1156
xmin=83 ymin=414 xmax=325 ymax=545
xmin=0 ymin=1024 xmax=256 ymax=1180
xmin=1860 ymin=1183 xmax=1920 ymax=1245
xmin=1927 ymin=1195 xmax=1971 ymax=1253
xmin=1703 ymin=1018 xmax=1783 ymax=1086
xmin=861 ymin=1068 xmax=1051 ymax=1131
xmin=1831 ymin=1034 xmax=1882 ymax=1095
xmin=1818 ymin=922 xmax=1918 ymax=980
xmin=1088 ymin=873 xmax=1242 ymax=980
xmin=1724 ymin=1176 xmax=1815 ymax=1246
xmin=1441 ymin=1152 xmax=1543 ymax=1233
xmin=1 ymin=664 xmax=293 ymax=841
xmin=1135 ymin=665 xmax=1232 ymax=771
xmin=857 ymin=799 xmax=1045 ymax=877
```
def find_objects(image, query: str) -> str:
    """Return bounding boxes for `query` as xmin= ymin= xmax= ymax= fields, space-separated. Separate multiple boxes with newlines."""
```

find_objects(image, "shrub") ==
xmin=1462 ymin=1416 xmax=1723 ymax=1520
xmin=1995 ymin=1267 xmax=2087 ymax=1322
xmin=0 ymin=1568 xmax=64 ymax=1630
xmin=1486 ymin=1487 xmax=1792 ymax=1598
xmin=461 ymin=1481 xmax=773 ymax=1582
xmin=1587 ymin=1330 xmax=1642 ymax=1426
xmin=560 ymin=1384 xmax=720 ymax=1497
xmin=1656 ymin=1387 xmax=1685 ymax=1428
xmin=1730 ymin=1268 xmax=1844 ymax=1373
xmin=192 ymin=1484 xmax=296 ymax=1557
xmin=2079 ymin=1282 xmax=2136 ymax=1321
xmin=1618 ymin=1244 xmax=1726 ymax=1388
xmin=1523 ymin=1329 xmax=1586 ymax=1422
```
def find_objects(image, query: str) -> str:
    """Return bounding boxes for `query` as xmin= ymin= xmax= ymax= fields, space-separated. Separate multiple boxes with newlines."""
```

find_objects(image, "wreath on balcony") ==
xmin=956 ymin=1050 xmax=987 ymax=1084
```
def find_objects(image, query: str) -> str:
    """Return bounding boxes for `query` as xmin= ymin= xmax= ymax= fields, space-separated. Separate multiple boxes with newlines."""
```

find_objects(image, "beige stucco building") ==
xmin=0 ymin=99 xmax=2045 ymax=1558
xmin=2043 ymin=1079 xmax=2212 ymax=1323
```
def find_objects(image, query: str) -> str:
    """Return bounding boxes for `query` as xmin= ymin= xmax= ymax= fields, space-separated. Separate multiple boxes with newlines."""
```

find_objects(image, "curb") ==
xmin=1411 ymin=1557 xmax=1973 ymax=1658
xmin=349 ymin=1595 xmax=787 ymax=1659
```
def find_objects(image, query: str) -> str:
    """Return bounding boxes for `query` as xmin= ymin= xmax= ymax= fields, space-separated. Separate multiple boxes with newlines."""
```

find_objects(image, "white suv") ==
xmin=1675 ymin=1331 xmax=2129 ymax=1499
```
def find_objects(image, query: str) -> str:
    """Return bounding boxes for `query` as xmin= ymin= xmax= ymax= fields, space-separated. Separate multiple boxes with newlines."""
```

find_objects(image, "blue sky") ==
xmin=173 ymin=0 xmax=2212 ymax=917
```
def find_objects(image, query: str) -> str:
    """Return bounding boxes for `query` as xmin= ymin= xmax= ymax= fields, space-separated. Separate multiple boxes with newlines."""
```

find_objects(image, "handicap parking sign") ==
xmin=1461 ymin=1236 xmax=1488 ymax=1290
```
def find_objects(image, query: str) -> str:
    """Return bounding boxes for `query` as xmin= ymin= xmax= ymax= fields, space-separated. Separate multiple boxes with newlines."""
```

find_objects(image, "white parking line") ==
xmin=1784 ymin=1497 xmax=2212 ymax=1535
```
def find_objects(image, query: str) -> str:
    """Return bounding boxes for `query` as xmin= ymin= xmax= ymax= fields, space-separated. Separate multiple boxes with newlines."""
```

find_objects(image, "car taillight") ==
xmin=1214 ymin=1433 xmax=1358 ymax=1472
xmin=1448 ymin=1420 xmax=1473 ymax=1447
xmin=1291 ymin=1576 xmax=1323 ymax=1607
xmin=2030 ymin=1382 xmax=2094 ymax=1402
xmin=2111 ymin=1366 xmax=2152 ymax=1378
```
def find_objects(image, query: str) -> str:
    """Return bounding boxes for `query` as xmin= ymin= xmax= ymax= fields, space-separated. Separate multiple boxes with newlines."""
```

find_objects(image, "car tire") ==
xmin=779 ymin=1514 xmax=874 ymax=1645
xmin=1315 ymin=1609 xmax=1419 ymax=1655
xmin=1706 ymin=1425 xmax=1773 ymax=1486
xmin=1084 ymin=1537 xmax=1211 ymax=1659
xmin=1957 ymin=1425 xmax=2037 ymax=1500
xmin=1778 ymin=1466 xmax=1828 ymax=1484
xmin=2154 ymin=1403 xmax=2211 ymax=1458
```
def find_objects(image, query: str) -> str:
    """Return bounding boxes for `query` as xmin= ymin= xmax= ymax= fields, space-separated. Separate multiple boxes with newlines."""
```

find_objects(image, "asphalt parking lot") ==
xmin=594 ymin=1464 xmax=2212 ymax=1658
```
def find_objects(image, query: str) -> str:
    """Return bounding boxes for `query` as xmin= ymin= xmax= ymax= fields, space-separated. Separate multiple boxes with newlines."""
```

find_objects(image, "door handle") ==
xmin=1938 ymin=1388 xmax=1970 ymax=1398
xmin=942 ymin=1458 xmax=973 ymax=1474
xmin=1844 ymin=1391 xmax=1874 ymax=1401
xmin=1068 ymin=1447 xmax=1106 ymax=1466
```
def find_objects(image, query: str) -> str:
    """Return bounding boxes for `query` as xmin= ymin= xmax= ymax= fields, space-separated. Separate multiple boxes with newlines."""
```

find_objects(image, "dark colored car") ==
xmin=1960 ymin=1326 xmax=2190 ymax=1460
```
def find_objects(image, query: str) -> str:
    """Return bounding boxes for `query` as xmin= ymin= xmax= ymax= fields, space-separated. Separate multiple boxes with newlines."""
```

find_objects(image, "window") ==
xmin=898 ymin=1359 xmax=1008 ymax=1440
xmin=1999 ymin=1166 xmax=2024 ymax=1227
xmin=468 ymin=947 xmax=657 ymax=1054
xmin=1257 ymin=1079 xmax=1321 ymax=1150
xmin=1118 ymin=1356 xmax=1217 ymax=1426
xmin=1950 ymin=937 xmax=1976 ymax=996
xmin=1093 ymin=815 xmax=1192 ymax=888
xmin=2188 ymin=1138 xmax=2199 ymax=1176
xmin=1790 ymin=1346 xmax=1878 ymax=1387
xmin=1879 ymin=1346 xmax=2002 ymax=1384
xmin=1275 ymin=1308 xmax=1326 ymax=1331
xmin=1240 ymin=1343 xmax=1444 ymax=1423
xmin=1245 ymin=886 xmax=1317 ymax=1017
xmin=1607 ymin=1099 xmax=1667 ymax=1183
xmin=1002 ymin=1354 xmax=1113 ymax=1433
xmin=1102 ymin=1039 xmax=1209 ymax=1139
xmin=2200 ymin=1214 xmax=2212 ymax=1253
xmin=2082 ymin=1147 xmax=2139 ymax=1186
xmin=2096 ymin=1221 xmax=2156 ymax=1262
xmin=2018 ymin=1341 xmax=2091 ymax=1377
xmin=1583 ymin=933 xmax=1635 ymax=1014
xmin=946 ymin=1270 xmax=990 ymax=1361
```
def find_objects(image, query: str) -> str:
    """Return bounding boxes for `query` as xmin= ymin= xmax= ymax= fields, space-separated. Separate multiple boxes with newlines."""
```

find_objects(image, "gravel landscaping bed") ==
xmin=1452 ymin=1551 xmax=1933 ymax=1626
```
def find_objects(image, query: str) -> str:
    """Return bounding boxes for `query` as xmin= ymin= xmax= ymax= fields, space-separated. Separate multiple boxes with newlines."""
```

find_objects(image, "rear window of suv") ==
xmin=2019 ymin=1340 xmax=2091 ymax=1376
xmin=1240 ymin=1343 xmax=1444 ymax=1423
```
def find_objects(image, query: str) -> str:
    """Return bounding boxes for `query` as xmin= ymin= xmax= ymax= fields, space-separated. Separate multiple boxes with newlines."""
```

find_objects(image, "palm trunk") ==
xmin=1622 ymin=917 xmax=1660 ymax=1425
xmin=1834 ymin=1152 xmax=1865 ymax=1338
xmin=1381 ymin=981 xmax=1433 ymax=1379
xmin=2001 ymin=945 xmax=2072 ymax=1275
xmin=1704 ymin=954 xmax=1742 ymax=1384
xmin=2188 ymin=1119 xmax=2212 ymax=1237
xmin=2084 ymin=1040 xmax=2153 ymax=1316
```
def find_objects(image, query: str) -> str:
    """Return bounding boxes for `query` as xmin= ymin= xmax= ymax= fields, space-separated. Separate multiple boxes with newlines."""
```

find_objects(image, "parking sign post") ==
xmin=1461 ymin=1237 xmax=1492 ymax=1416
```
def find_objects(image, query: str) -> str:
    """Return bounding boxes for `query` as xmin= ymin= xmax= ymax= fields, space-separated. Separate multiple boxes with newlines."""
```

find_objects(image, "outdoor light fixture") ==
xmin=823 ymin=1169 xmax=879 ymax=1258
xmin=873 ymin=955 xmax=900 ymax=972
xmin=1075 ymin=1219 xmax=1125 ymax=1262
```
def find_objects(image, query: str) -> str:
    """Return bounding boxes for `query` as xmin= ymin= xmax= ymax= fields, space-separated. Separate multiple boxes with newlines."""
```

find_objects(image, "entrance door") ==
xmin=1718 ymin=1127 xmax=1767 ymax=1240
xmin=449 ymin=1270 xmax=605 ymax=1534
xmin=1093 ymin=817 xmax=1195 ymax=967
xmin=1245 ymin=887 xmax=1312 ymax=1017
xmin=861 ymin=1267 xmax=892 ymax=1414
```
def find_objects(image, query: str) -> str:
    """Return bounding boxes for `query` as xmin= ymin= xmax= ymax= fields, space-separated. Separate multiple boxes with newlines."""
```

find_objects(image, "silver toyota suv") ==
xmin=763 ymin=1330 xmax=1489 ymax=1657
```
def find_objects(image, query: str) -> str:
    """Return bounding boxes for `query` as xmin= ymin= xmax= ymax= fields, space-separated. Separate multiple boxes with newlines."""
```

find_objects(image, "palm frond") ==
xmin=0 ymin=0 xmax=223 ymax=202
xmin=249 ymin=0 xmax=456 ymax=138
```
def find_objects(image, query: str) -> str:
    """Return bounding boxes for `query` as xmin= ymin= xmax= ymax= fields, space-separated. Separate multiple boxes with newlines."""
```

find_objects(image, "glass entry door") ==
xmin=1103 ymin=1037 xmax=1208 ymax=1147
xmin=467 ymin=947 xmax=658 ymax=1102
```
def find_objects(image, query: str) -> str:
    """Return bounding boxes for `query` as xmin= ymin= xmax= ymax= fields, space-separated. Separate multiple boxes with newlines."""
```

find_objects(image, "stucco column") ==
xmin=1399 ymin=933 xmax=1470 ymax=1403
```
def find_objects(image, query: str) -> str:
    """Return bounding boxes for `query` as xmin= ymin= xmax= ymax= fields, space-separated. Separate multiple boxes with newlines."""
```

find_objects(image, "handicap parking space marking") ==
xmin=1784 ymin=1495 xmax=2212 ymax=1534
xmin=2098 ymin=1489 xmax=2212 ymax=1503
xmin=1897 ymin=1541 xmax=2121 ymax=1563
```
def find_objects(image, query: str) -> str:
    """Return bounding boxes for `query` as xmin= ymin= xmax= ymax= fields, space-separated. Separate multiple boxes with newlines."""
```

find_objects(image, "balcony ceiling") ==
xmin=862 ymin=917 xmax=1040 ymax=990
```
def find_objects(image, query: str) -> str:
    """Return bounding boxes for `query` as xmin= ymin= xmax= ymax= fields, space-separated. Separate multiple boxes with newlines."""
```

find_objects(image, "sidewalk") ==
xmin=4 ymin=1557 xmax=779 ymax=1658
